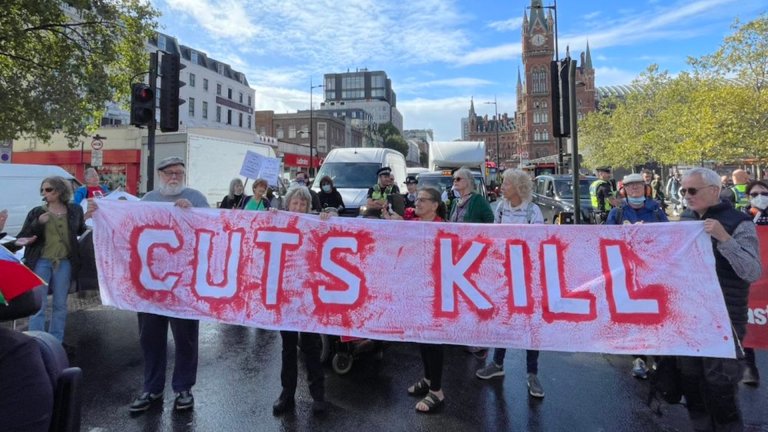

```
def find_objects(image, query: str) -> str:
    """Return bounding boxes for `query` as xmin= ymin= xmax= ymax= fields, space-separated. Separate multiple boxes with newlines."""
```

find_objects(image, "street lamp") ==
xmin=484 ymin=97 xmax=500 ymax=171
xmin=309 ymin=80 xmax=324 ymax=177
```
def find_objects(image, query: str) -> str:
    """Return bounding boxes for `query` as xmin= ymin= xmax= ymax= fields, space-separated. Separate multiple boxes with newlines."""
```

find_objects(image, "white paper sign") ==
xmin=239 ymin=151 xmax=280 ymax=186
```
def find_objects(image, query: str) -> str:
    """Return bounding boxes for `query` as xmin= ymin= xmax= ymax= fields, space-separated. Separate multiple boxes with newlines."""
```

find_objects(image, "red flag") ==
xmin=0 ymin=246 xmax=44 ymax=305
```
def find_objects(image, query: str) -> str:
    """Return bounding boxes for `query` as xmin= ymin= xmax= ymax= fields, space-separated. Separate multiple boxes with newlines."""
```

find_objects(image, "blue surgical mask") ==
xmin=296 ymin=179 xmax=305 ymax=186
xmin=627 ymin=196 xmax=645 ymax=206
xmin=322 ymin=185 xmax=331 ymax=193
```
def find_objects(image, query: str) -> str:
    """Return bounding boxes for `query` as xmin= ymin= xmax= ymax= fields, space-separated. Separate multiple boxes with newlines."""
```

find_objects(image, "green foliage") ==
xmin=0 ymin=0 xmax=159 ymax=147
xmin=580 ymin=15 xmax=768 ymax=170
xmin=377 ymin=122 xmax=409 ymax=156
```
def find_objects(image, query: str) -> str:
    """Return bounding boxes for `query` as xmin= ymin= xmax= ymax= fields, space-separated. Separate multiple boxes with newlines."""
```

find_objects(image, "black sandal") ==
xmin=415 ymin=392 xmax=444 ymax=413
xmin=407 ymin=378 xmax=430 ymax=396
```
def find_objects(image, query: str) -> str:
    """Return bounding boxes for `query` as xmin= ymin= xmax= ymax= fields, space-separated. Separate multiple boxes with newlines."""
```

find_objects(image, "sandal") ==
xmin=407 ymin=378 xmax=430 ymax=396
xmin=415 ymin=392 xmax=444 ymax=414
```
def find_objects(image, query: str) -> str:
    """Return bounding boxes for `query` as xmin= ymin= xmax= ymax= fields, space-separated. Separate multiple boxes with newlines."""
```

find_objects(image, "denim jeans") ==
xmin=28 ymin=258 xmax=71 ymax=342
xmin=492 ymin=348 xmax=540 ymax=374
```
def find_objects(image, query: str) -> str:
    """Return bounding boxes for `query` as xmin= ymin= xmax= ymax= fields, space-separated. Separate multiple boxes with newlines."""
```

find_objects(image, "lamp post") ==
xmin=309 ymin=79 xmax=324 ymax=177
xmin=484 ymin=97 xmax=500 ymax=171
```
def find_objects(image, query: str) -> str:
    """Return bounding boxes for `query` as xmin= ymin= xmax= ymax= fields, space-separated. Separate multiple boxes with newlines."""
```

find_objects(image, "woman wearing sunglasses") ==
xmin=15 ymin=176 xmax=90 ymax=342
xmin=741 ymin=179 xmax=768 ymax=386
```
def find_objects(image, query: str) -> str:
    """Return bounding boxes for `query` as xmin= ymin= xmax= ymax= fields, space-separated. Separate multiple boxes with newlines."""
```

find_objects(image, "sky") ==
xmin=151 ymin=0 xmax=765 ymax=141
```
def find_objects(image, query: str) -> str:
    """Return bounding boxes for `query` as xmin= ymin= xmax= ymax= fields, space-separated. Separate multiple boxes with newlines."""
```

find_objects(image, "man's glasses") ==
xmin=680 ymin=185 xmax=715 ymax=196
xmin=161 ymin=170 xmax=185 ymax=178
xmin=749 ymin=192 xmax=768 ymax=198
xmin=40 ymin=187 xmax=54 ymax=193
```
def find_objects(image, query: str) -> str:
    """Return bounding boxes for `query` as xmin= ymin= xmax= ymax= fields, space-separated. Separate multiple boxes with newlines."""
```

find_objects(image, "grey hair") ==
xmin=683 ymin=167 xmax=722 ymax=191
xmin=502 ymin=169 xmax=533 ymax=201
xmin=84 ymin=167 xmax=99 ymax=180
xmin=228 ymin=178 xmax=243 ymax=200
xmin=283 ymin=186 xmax=312 ymax=213
xmin=454 ymin=167 xmax=475 ymax=192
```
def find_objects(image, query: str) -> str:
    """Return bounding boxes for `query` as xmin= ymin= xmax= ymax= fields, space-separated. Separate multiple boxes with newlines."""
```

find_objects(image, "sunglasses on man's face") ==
xmin=749 ymin=192 xmax=768 ymax=198
xmin=40 ymin=187 xmax=54 ymax=193
xmin=680 ymin=185 xmax=714 ymax=196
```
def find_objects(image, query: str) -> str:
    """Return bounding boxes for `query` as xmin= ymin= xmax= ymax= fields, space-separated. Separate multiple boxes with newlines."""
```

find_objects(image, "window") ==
xmin=216 ymin=83 xmax=221 ymax=95
xmin=239 ymin=92 xmax=243 ymax=103
xmin=158 ymin=35 xmax=167 ymax=51
xmin=227 ymin=109 xmax=232 ymax=125
xmin=247 ymin=115 xmax=251 ymax=129
xmin=532 ymin=68 xmax=547 ymax=94
xmin=289 ymin=125 xmax=296 ymax=138
xmin=276 ymin=127 xmax=284 ymax=138
xmin=202 ymin=101 xmax=208 ymax=119
xmin=247 ymin=95 xmax=252 ymax=107
xmin=203 ymin=78 xmax=208 ymax=91
xmin=216 ymin=106 xmax=221 ymax=122
xmin=238 ymin=112 xmax=243 ymax=127
xmin=188 ymin=97 xmax=195 ymax=117
xmin=190 ymin=51 xmax=198 ymax=64
xmin=189 ymin=73 xmax=195 ymax=87
xmin=227 ymin=88 xmax=232 ymax=100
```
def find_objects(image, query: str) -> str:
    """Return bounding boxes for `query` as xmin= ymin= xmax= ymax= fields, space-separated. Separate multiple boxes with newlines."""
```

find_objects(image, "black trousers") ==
xmin=279 ymin=331 xmax=325 ymax=401
xmin=678 ymin=355 xmax=743 ymax=432
xmin=138 ymin=312 xmax=199 ymax=394
xmin=420 ymin=344 xmax=444 ymax=391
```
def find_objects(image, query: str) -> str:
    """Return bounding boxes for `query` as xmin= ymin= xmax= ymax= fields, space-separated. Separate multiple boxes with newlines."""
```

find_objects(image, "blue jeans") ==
xmin=493 ymin=348 xmax=540 ymax=375
xmin=28 ymin=258 xmax=71 ymax=342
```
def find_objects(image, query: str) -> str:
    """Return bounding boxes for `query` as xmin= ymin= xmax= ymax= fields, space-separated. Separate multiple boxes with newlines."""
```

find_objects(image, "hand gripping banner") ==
xmin=93 ymin=200 xmax=737 ymax=358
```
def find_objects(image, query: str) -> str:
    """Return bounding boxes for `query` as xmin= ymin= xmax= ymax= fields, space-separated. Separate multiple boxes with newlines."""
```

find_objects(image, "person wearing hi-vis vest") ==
xmin=365 ymin=167 xmax=402 ymax=218
xmin=589 ymin=166 xmax=617 ymax=223
xmin=720 ymin=168 xmax=751 ymax=213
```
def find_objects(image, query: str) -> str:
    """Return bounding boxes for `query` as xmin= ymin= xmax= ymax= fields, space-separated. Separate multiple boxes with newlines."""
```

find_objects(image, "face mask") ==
xmin=295 ymin=179 xmax=305 ymax=186
xmin=750 ymin=195 xmax=768 ymax=210
xmin=322 ymin=185 xmax=331 ymax=193
xmin=627 ymin=196 xmax=645 ymax=206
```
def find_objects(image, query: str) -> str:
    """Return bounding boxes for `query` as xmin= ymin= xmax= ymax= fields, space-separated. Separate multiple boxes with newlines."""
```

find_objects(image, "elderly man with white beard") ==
xmin=90 ymin=156 xmax=209 ymax=413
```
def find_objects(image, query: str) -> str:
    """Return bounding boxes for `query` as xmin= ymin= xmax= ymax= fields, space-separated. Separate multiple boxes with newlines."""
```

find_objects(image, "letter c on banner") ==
xmin=137 ymin=228 xmax=183 ymax=291
xmin=318 ymin=237 xmax=361 ymax=305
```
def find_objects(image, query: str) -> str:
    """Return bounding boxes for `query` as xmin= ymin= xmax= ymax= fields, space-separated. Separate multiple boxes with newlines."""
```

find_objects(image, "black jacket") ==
xmin=17 ymin=203 xmax=87 ymax=277
xmin=318 ymin=189 xmax=345 ymax=210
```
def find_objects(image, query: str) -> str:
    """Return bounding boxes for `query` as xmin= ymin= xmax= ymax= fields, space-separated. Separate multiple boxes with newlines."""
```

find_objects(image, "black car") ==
xmin=531 ymin=175 xmax=596 ymax=224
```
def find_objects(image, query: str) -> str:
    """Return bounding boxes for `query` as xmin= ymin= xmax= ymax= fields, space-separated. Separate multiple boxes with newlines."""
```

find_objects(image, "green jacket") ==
xmin=448 ymin=193 xmax=494 ymax=223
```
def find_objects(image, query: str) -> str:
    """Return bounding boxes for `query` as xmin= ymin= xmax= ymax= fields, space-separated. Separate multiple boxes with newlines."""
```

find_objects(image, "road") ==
xmin=8 ymin=293 xmax=768 ymax=431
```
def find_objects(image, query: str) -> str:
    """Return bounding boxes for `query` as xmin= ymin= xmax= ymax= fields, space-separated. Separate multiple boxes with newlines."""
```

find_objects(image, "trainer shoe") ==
xmin=476 ymin=362 xmax=505 ymax=379
xmin=527 ymin=373 xmax=545 ymax=398
xmin=632 ymin=358 xmax=649 ymax=380
xmin=741 ymin=365 xmax=760 ymax=386
xmin=174 ymin=390 xmax=194 ymax=411
xmin=128 ymin=392 xmax=163 ymax=413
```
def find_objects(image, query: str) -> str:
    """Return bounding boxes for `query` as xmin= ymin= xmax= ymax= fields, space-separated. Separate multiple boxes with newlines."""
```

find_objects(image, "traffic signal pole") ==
xmin=146 ymin=52 xmax=158 ymax=191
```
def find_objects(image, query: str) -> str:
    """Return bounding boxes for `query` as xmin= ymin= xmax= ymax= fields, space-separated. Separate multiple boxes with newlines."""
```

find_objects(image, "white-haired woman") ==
xmin=74 ymin=167 xmax=109 ymax=204
xmin=219 ymin=178 xmax=247 ymax=209
xmin=271 ymin=186 xmax=332 ymax=417
xmin=474 ymin=169 xmax=546 ymax=398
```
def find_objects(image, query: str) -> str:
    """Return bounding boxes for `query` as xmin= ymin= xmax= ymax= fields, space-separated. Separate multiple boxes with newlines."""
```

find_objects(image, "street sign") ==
xmin=0 ymin=139 xmax=11 ymax=163
xmin=91 ymin=138 xmax=104 ymax=150
xmin=91 ymin=149 xmax=103 ymax=167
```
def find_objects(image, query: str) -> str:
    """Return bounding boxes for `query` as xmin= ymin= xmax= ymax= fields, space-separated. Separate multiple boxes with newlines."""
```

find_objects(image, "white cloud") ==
xmin=594 ymin=67 xmax=641 ymax=87
xmin=582 ymin=11 xmax=602 ymax=20
xmin=488 ymin=17 xmax=523 ymax=32
xmin=455 ymin=43 xmax=521 ymax=66
xmin=398 ymin=78 xmax=495 ymax=93
xmin=164 ymin=0 xmax=261 ymax=38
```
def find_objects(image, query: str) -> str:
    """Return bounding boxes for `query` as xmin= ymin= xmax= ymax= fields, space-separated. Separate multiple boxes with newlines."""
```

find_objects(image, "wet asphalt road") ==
xmin=20 ymin=296 xmax=768 ymax=432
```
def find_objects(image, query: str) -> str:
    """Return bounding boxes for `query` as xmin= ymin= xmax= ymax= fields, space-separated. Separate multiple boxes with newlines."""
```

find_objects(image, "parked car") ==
xmin=531 ymin=175 xmax=596 ymax=224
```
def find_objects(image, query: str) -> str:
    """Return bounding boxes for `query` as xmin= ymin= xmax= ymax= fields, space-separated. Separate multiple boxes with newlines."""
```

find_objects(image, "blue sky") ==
xmin=152 ymin=0 xmax=765 ymax=141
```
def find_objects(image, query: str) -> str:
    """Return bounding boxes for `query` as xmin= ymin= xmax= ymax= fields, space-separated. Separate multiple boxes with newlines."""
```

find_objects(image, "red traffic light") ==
xmin=133 ymin=84 xmax=154 ymax=102
xmin=130 ymin=83 xmax=155 ymax=127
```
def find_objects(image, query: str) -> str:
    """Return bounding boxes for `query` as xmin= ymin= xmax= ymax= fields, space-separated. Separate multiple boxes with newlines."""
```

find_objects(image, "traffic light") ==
xmin=160 ymin=54 xmax=186 ymax=132
xmin=130 ymin=83 xmax=154 ymax=127
xmin=550 ymin=60 xmax=571 ymax=138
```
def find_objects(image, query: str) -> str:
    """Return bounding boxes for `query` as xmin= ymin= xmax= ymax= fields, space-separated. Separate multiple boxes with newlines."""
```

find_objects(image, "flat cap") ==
xmin=622 ymin=173 xmax=644 ymax=184
xmin=377 ymin=167 xmax=392 ymax=176
xmin=157 ymin=156 xmax=185 ymax=171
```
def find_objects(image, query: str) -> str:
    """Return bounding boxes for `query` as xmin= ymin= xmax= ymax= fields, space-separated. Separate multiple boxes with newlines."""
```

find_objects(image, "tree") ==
xmin=0 ymin=0 xmax=159 ymax=147
xmin=377 ymin=122 xmax=409 ymax=157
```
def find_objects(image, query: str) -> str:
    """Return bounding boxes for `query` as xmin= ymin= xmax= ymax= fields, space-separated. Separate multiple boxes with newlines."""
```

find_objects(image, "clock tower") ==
xmin=518 ymin=0 xmax=556 ymax=160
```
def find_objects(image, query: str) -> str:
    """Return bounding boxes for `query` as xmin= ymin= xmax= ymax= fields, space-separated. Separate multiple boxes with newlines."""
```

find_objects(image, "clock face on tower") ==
xmin=531 ymin=34 xmax=545 ymax=46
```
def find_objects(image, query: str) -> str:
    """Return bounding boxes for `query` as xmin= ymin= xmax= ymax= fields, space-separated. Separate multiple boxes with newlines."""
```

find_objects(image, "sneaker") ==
xmin=632 ymin=358 xmax=649 ymax=380
xmin=476 ymin=362 xmax=505 ymax=380
xmin=174 ymin=390 xmax=194 ymax=411
xmin=527 ymin=373 xmax=545 ymax=398
xmin=741 ymin=365 xmax=760 ymax=386
xmin=465 ymin=346 xmax=488 ymax=359
xmin=128 ymin=392 xmax=163 ymax=413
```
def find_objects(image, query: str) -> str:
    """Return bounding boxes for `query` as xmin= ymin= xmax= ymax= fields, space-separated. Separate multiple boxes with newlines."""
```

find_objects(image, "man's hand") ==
xmin=703 ymin=219 xmax=730 ymax=242
xmin=174 ymin=199 xmax=193 ymax=209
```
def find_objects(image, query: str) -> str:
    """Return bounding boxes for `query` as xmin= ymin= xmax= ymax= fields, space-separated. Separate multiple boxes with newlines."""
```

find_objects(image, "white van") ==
xmin=0 ymin=164 xmax=80 ymax=237
xmin=311 ymin=148 xmax=407 ymax=216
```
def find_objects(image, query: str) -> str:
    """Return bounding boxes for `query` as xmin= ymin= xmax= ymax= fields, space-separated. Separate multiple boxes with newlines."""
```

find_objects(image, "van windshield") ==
xmin=312 ymin=163 xmax=381 ymax=189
